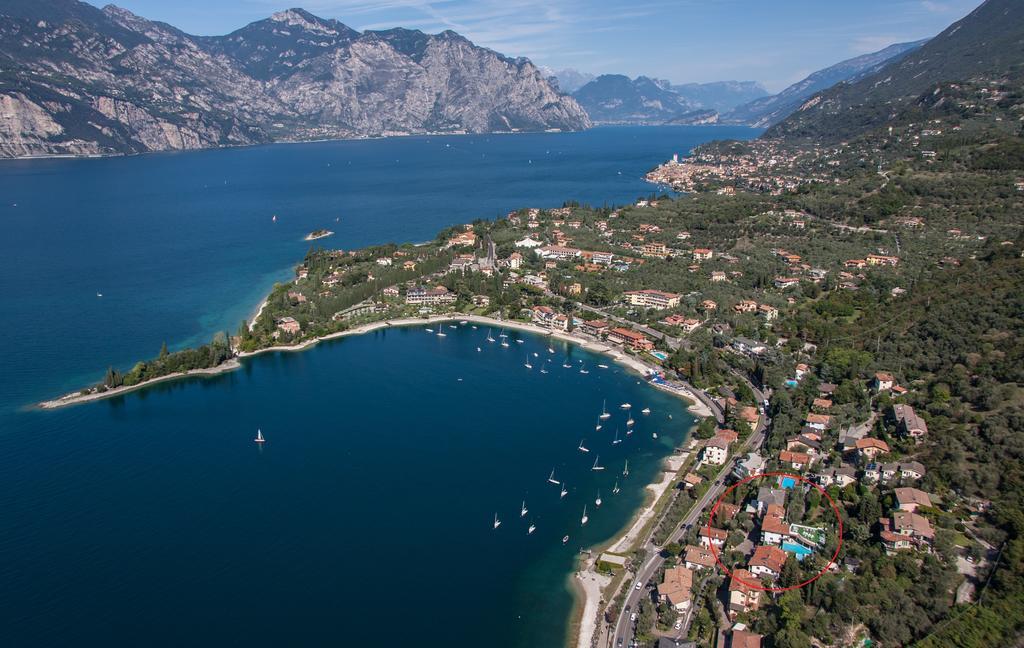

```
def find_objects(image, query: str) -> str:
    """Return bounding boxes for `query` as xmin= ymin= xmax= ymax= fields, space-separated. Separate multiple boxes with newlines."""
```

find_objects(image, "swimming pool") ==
xmin=785 ymin=379 xmax=799 ymax=388
xmin=779 ymin=476 xmax=796 ymax=489
xmin=650 ymin=351 xmax=669 ymax=361
xmin=782 ymin=542 xmax=814 ymax=560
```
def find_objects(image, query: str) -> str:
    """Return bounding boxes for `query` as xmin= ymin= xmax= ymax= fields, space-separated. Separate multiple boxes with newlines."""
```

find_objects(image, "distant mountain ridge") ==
xmin=768 ymin=0 xmax=1023 ymax=141
xmin=570 ymin=75 xmax=765 ymax=124
xmin=0 ymin=1 xmax=590 ymax=158
xmin=722 ymin=39 xmax=928 ymax=127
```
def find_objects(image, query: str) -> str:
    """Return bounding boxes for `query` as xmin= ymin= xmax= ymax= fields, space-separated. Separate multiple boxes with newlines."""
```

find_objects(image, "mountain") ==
xmin=0 ymin=1 xmax=590 ymax=158
xmin=723 ymin=40 xmax=928 ymax=127
xmin=543 ymin=67 xmax=596 ymax=93
xmin=663 ymin=109 xmax=719 ymax=125
xmin=768 ymin=0 xmax=1023 ymax=141
xmin=571 ymin=74 xmax=697 ymax=123
xmin=670 ymin=81 xmax=768 ymax=112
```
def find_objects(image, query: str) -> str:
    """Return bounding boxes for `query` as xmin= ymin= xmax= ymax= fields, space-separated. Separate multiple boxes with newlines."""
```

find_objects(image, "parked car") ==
xmin=634 ymin=581 xmax=643 ymax=590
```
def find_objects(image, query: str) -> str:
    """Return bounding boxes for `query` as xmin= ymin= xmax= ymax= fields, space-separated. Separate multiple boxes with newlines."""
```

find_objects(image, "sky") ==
xmin=85 ymin=0 xmax=985 ymax=91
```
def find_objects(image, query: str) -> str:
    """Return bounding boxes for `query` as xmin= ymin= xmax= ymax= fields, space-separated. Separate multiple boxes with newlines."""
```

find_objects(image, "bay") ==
xmin=0 ymin=125 xmax=757 ymax=646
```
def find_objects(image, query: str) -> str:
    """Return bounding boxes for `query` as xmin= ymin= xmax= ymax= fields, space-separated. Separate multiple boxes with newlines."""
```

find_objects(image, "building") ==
xmin=899 ymin=461 xmax=926 ymax=481
xmin=729 ymin=629 xmax=763 ymax=648
xmin=892 ymin=404 xmax=928 ymax=440
xmin=873 ymin=372 xmax=895 ymax=392
xmin=405 ymin=285 xmax=456 ymax=306
xmin=641 ymin=242 xmax=669 ymax=258
xmin=815 ymin=466 xmax=857 ymax=488
xmin=754 ymin=487 xmax=787 ymax=515
xmin=700 ymin=526 xmax=727 ymax=548
xmin=761 ymin=504 xmax=791 ymax=545
xmin=275 ymin=317 xmax=301 ymax=335
xmin=578 ymin=320 xmax=609 ymax=337
xmin=733 ymin=300 xmax=758 ymax=314
xmin=855 ymin=437 xmax=891 ymax=460
xmin=732 ymin=337 xmax=767 ymax=356
xmin=623 ymin=289 xmax=682 ymax=309
xmin=537 ymin=245 xmax=582 ymax=261
xmin=657 ymin=566 xmax=694 ymax=610
xmin=879 ymin=511 xmax=934 ymax=552
xmin=758 ymin=304 xmax=779 ymax=321
xmin=700 ymin=299 xmax=718 ymax=311
xmin=895 ymin=487 xmax=932 ymax=512
xmin=749 ymin=545 xmax=788 ymax=579
xmin=506 ymin=252 xmax=523 ymax=270
xmin=728 ymin=569 xmax=761 ymax=616
xmin=711 ymin=271 xmax=728 ymax=282
xmin=701 ymin=437 xmax=729 ymax=466
xmin=693 ymin=248 xmax=713 ymax=261
xmin=607 ymin=327 xmax=655 ymax=351
xmin=867 ymin=254 xmax=899 ymax=266
xmin=661 ymin=314 xmax=701 ymax=333
xmin=531 ymin=306 xmax=570 ymax=332
xmin=774 ymin=276 xmax=800 ymax=290
xmin=682 ymin=473 xmax=703 ymax=489
xmin=514 ymin=236 xmax=543 ymax=249
xmin=733 ymin=452 xmax=766 ymax=480
xmin=779 ymin=450 xmax=811 ymax=471
xmin=684 ymin=544 xmax=717 ymax=571
xmin=804 ymin=413 xmax=831 ymax=431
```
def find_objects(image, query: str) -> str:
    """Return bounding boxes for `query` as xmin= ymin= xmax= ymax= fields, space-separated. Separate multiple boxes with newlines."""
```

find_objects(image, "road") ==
xmin=609 ymin=388 xmax=768 ymax=648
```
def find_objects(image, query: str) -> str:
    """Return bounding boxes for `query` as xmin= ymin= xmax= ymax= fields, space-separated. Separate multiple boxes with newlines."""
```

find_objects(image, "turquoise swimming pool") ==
xmin=782 ymin=542 xmax=814 ymax=560
xmin=650 ymin=351 xmax=669 ymax=361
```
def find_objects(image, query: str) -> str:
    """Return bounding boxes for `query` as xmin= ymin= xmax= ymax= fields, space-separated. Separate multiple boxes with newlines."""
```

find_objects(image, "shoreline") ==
xmin=35 ymin=310 xmax=715 ymax=648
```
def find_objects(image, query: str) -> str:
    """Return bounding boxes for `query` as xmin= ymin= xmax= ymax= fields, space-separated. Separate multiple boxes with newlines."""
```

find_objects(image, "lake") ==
xmin=0 ymin=125 xmax=757 ymax=646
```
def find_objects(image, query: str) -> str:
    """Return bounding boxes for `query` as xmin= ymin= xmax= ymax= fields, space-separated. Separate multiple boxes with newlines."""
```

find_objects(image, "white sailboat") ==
xmin=599 ymin=400 xmax=611 ymax=420
xmin=532 ymin=352 xmax=539 ymax=357
xmin=625 ymin=425 xmax=633 ymax=436
xmin=525 ymin=356 xmax=533 ymax=369
xmin=595 ymin=491 xmax=602 ymax=507
xmin=581 ymin=505 xmax=589 ymax=526
xmin=612 ymin=480 xmax=620 ymax=495
xmin=652 ymin=432 xmax=658 ymax=439
xmin=623 ymin=460 xmax=629 ymax=477
xmin=579 ymin=365 xmax=589 ymax=374
xmin=592 ymin=455 xmax=605 ymax=471
xmin=515 ymin=339 xmax=524 ymax=344
xmin=501 ymin=340 xmax=510 ymax=348
xmin=560 ymin=483 xmax=568 ymax=498
xmin=626 ymin=413 xmax=635 ymax=427
xmin=254 ymin=428 xmax=265 ymax=444
xmin=493 ymin=513 xmax=501 ymax=530
xmin=562 ymin=535 xmax=570 ymax=544
xmin=641 ymin=407 xmax=651 ymax=415
xmin=437 ymin=330 xmax=447 ymax=337
xmin=487 ymin=329 xmax=496 ymax=342
xmin=521 ymin=501 xmax=528 ymax=517
xmin=548 ymin=347 xmax=555 ymax=354
xmin=621 ymin=403 xmax=632 ymax=410
xmin=595 ymin=418 xmax=603 ymax=432
xmin=425 ymin=328 xmax=435 ymax=333
xmin=528 ymin=522 xmax=536 ymax=535
xmin=598 ymin=364 xmax=609 ymax=369
xmin=562 ymin=359 xmax=572 ymax=368
xmin=548 ymin=469 xmax=560 ymax=485
xmin=612 ymin=429 xmax=621 ymax=445
xmin=477 ymin=347 xmax=482 ymax=352
xmin=578 ymin=439 xmax=590 ymax=453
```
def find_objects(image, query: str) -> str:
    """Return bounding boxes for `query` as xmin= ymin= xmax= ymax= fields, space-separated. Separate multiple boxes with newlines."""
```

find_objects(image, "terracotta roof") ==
xmin=780 ymin=450 xmax=810 ymax=465
xmin=729 ymin=568 xmax=758 ymax=593
xmin=701 ymin=526 xmax=727 ymax=541
xmin=657 ymin=566 xmax=693 ymax=606
xmin=895 ymin=487 xmax=932 ymax=509
xmin=750 ymin=545 xmax=788 ymax=573
xmin=731 ymin=629 xmax=763 ymax=648
xmin=684 ymin=544 xmax=716 ymax=568
xmin=856 ymin=438 xmax=891 ymax=452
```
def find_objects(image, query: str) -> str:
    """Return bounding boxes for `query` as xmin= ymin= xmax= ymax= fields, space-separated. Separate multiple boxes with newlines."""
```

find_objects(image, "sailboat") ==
xmin=612 ymin=480 xmax=620 ymax=495
xmin=477 ymin=347 xmax=482 ymax=352
xmin=641 ymin=407 xmax=651 ymax=415
xmin=562 ymin=358 xmax=572 ymax=368
xmin=626 ymin=413 xmax=635 ymax=427
xmin=592 ymin=455 xmax=605 ymax=471
xmin=528 ymin=522 xmax=536 ymax=535
xmin=449 ymin=324 xmax=457 ymax=330
xmin=540 ymin=362 xmax=549 ymax=374
xmin=516 ymin=339 xmax=524 ymax=344
xmin=562 ymin=535 xmax=570 ymax=545
xmin=625 ymin=425 xmax=633 ymax=437
xmin=501 ymin=339 xmax=510 ymax=348
xmin=612 ymin=429 xmax=621 ymax=445
xmin=595 ymin=418 xmax=603 ymax=432
xmin=599 ymin=400 xmax=611 ymax=420
xmin=598 ymin=364 xmax=609 ymax=369
xmin=595 ymin=491 xmax=603 ymax=507
xmin=579 ymin=364 xmax=589 ymax=374
xmin=621 ymin=403 xmax=632 ymax=410
xmin=623 ymin=460 xmax=629 ymax=477
xmin=493 ymin=513 xmax=501 ymax=530
xmin=525 ymin=355 xmax=533 ymax=369
xmin=652 ymin=432 xmax=658 ymax=439
xmin=521 ymin=501 xmax=528 ymax=518
xmin=581 ymin=505 xmax=589 ymax=526
xmin=548 ymin=469 xmax=560 ymax=485
xmin=437 ymin=329 xmax=447 ymax=337
xmin=560 ymin=483 xmax=568 ymax=498
xmin=578 ymin=439 xmax=590 ymax=453
xmin=548 ymin=347 xmax=555 ymax=354
xmin=425 ymin=328 xmax=435 ymax=333
xmin=533 ymin=352 xmax=539 ymax=358
xmin=487 ymin=329 xmax=496 ymax=342
xmin=254 ymin=428 xmax=265 ymax=444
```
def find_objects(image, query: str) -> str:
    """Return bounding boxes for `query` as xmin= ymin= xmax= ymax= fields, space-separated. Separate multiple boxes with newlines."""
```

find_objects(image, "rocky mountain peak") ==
xmin=269 ymin=8 xmax=347 ymax=36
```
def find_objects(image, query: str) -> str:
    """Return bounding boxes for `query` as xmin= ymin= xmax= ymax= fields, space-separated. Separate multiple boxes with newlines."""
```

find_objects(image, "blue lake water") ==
xmin=0 ymin=125 xmax=758 ymax=646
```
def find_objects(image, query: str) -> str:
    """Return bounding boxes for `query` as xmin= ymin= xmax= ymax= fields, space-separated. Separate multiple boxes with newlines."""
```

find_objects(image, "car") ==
xmin=674 ymin=620 xmax=682 ymax=630
xmin=617 ymin=639 xmax=623 ymax=646
xmin=635 ymin=581 xmax=643 ymax=590
xmin=630 ymin=612 xmax=637 ymax=622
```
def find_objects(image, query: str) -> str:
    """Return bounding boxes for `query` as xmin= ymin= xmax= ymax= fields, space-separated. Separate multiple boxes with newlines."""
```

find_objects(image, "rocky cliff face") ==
xmin=0 ymin=2 xmax=590 ymax=158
